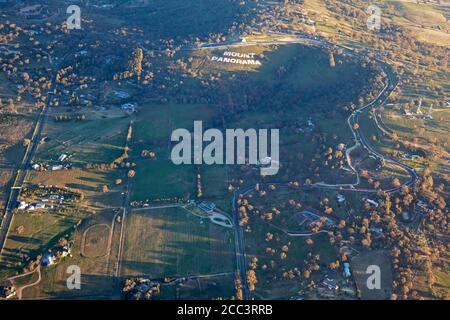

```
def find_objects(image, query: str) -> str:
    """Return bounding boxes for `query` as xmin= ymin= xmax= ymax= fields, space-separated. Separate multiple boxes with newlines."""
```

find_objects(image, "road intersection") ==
xmin=0 ymin=33 xmax=419 ymax=300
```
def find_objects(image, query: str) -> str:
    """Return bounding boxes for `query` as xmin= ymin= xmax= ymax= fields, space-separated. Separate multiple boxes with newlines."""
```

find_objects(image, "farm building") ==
xmin=198 ymin=201 xmax=216 ymax=214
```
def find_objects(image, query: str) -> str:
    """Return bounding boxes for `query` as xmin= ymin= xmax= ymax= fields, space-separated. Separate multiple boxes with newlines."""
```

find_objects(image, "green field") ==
xmin=121 ymin=207 xmax=235 ymax=278
xmin=0 ymin=168 xmax=122 ymax=281
xmin=0 ymin=211 xmax=82 ymax=280
xmin=389 ymin=1 xmax=447 ymax=27
xmin=130 ymin=103 xmax=218 ymax=201
xmin=35 ymin=113 xmax=130 ymax=165
xmin=19 ymin=208 xmax=122 ymax=300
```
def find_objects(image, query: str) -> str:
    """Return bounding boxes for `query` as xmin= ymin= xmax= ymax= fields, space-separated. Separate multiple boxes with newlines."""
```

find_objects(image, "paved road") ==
xmin=114 ymin=125 xmax=134 ymax=278
xmin=0 ymin=47 xmax=79 ymax=259
xmin=311 ymin=57 xmax=418 ymax=193
xmin=231 ymin=186 xmax=254 ymax=300
xmin=0 ymin=81 xmax=56 ymax=260
xmin=114 ymin=186 xmax=130 ymax=278
xmin=195 ymin=34 xmax=419 ymax=299
xmin=0 ymin=33 xmax=419 ymax=298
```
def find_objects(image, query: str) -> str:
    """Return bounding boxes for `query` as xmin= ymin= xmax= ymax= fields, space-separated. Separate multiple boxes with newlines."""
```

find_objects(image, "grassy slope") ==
xmin=121 ymin=207 xmax=235 ymax=278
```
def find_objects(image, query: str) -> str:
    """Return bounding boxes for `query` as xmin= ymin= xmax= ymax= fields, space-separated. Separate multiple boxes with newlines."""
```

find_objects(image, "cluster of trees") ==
xmin=234 ymin=272 xmax=244 ymax=300
xmin=122 ymin=278 xmax=160 ymax=300
xmin=197 ymin=173 xmax=203 ymax=198
xmin=114 ymin=48 xmax=145 ymax=82
xmin=0 ymin=98 xmax=18 ymax=114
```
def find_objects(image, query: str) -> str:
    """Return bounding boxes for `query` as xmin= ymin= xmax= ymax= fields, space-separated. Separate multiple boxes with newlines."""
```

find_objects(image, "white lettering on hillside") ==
xmin=211 ymin=51 xmax=262 ymax=66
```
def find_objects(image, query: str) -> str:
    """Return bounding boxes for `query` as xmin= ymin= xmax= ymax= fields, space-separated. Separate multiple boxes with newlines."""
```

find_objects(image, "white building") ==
xmin=366 ymin=199 xmax=379 ymax=208
xmin=337 ymin=194 xmax=346 ymax=203
xmin=121 ymin=103 xmax=135 ymax=111
xmin=18 ymin=202 xmax=28 ymax=210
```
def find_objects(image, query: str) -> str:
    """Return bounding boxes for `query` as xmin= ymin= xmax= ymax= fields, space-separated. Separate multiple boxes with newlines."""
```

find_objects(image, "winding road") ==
xmin=0 ymin=33 xmax=419 ymax=300
xmin=194 ymin=34 xmax=419 ymax=299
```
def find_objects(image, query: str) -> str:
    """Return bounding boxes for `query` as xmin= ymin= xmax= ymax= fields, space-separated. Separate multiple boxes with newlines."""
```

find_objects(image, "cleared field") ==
xmin=131 ymin=157 xmax=195 ymax=201
xmin=0 ymin=114 xmax=35 ymax=216
xmin=386 ymin=1 xmax=449 ymax=46
xmin=35 ymin=114 xmax=129 ymax=165
xmin=351 ymin=250 xmax=393 ymax=300
xmin=130 ymin=103 xmax=217 ymax=202
xmin=20 ymin=209 xmax=121 ymax=299
xmin=82 ymin=224 xmax=111 ymax=258
xmin=200 ymin=165 xmax=230 ymax=206
xmin=121 ymin=207 xmax=235 ymax=278
xmin=0 ymin=211 xmax=82 ymax=280
xmin=389 ymin=1 xmax=447 ymax=26
xmin=413 ymin=28 xmax=450 ymax=47
xmin=0 ymin=169 xmax=122 ymax=281
xmin=26 ymin=168 xmax=123 ymax=208
xmin=159 ymin=274 xmax=235 ymax=300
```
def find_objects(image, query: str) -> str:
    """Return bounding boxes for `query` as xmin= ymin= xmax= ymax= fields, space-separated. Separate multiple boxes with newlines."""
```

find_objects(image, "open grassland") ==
xmin=300 ymin=0 xmax=449 ymax=46
xmin=82 ymin=224 xmax=111 ymax=258
xmin=133 ymin=103 xmax=217 ymax=144
xmin=121 ymin=207 xmax=235 ymax=278
xmin=0 ymin=211 xmax=82 ymax=280
xmin=200 ymin=165 xmax=230 ymax=209
xmin=159 ymin=274 xmax=235 ymax=300
xmin=389 ymin=1 xmax=447 ymax=25
xmin=388 ymin=1 xmax=450 ymax=47
xmin=351 ymin=250 xmax=393 ymax=300
xmin=35 ymin=113 xmax=130 ymax=165
xmin=130 ymin=103 xmax=217 ymax=202
xmin=26 ymin=169 xmax=123 ymax=208
xmin=132 ymin=157 xmax=195 ymax=201
xmin=0 ymin=114 xmax=34 ymax=210
xmin=0 ymin=169 xmax=122 ymax=281
xmin=20 ymin=209 xmax=121 ymax=299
